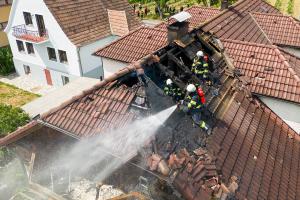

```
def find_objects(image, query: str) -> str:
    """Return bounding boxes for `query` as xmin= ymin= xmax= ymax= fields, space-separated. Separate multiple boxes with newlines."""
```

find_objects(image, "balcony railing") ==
xmin=12 ymin=24 xmax=48 ymax=43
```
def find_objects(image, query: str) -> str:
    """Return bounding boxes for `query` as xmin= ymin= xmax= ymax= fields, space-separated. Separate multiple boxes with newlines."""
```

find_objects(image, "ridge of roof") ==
xmin=248 ymin=12 xmax=273 ymax=44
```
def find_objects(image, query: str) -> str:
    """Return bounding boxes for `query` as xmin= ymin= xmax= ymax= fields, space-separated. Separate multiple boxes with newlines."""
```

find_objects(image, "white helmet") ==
xmin=166 ymin=79 xmax=173 ymax=85
xmin=196 ymin=51 xmax=204 ymax=58
xmin=186 ymin=84 xmax=196 ymax=93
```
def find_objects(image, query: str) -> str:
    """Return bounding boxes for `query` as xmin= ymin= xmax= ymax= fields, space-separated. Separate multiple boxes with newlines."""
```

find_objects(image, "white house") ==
xmin=4 ymin=0 xmax=140 ymax=87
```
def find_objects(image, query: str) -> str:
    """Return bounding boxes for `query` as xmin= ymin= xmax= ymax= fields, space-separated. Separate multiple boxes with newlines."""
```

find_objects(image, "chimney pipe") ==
xmin=221 ymin=0 xmax=229 ymax=10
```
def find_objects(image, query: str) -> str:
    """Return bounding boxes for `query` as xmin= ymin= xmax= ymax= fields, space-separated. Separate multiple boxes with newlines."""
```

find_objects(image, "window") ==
xmin=16 ymin=40 xmax=25 ymax=52
xmin=58 ymin=50 xmax=68 ymax=63
xmin=62 ymin=75 xmax=70 ymax=85
xmin=47 ymin=47 xmax=57 ymax=61
xmin=26 ymin=42 xmax=34 ymax=55
xmin=23 ymin=12 xmax=33 ymax=25
xmin=23 ymin=65 xmax=31 ymax=74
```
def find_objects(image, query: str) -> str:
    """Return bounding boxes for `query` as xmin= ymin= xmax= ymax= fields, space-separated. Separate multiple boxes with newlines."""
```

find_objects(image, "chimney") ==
xmin=221 ymin=0 xmax=229 ymax=10
xmin=167 ymin=11 xmax=191 ymax=43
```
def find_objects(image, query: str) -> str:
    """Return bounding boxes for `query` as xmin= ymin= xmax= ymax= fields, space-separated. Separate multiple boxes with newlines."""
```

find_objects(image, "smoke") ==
xmin=51 ymin=105 xmax=177 ymax=183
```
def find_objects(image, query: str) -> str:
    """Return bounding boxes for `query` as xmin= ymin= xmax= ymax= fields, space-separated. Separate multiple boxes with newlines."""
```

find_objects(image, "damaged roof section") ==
xmin=222 ymin=39 xmax=300 ymax=103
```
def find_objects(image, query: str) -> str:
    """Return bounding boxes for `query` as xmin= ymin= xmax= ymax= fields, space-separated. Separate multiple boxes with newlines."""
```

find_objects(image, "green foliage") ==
xmin=275 ymin=0 xmax=282 ymax=10
xmin=287 ymin=0 xmax=294 ymax=14
xmin=0 ymin=104 xmax=29 ymax=137
xmin=0 ymin=47 xmax=14 ymax=76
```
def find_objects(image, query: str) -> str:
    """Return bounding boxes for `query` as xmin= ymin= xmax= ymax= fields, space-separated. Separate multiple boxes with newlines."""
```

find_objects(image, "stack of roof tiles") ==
xmin=222 ymin=39 xmax=300 ymax=103
xmin=44 ymin=0 xmax=141 ymax=46
xmin=94 ymin=6 xmax=221 ymax=63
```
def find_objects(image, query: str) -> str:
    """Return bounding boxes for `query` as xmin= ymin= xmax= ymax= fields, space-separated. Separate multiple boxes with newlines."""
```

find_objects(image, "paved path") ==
xmin=142 ymin=19 xmax=162 ymax=27
xmin=0 ymin=73 xmax=56 ymax=96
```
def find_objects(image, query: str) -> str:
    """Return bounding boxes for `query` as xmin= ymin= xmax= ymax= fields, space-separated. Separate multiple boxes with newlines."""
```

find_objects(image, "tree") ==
xmin=0 ymin=104 xmax=30 ymax=137
xmin=0 ymin=47 xmax=14 ymax=76
xmin=154 ymin=0 xmax=169 ymax=19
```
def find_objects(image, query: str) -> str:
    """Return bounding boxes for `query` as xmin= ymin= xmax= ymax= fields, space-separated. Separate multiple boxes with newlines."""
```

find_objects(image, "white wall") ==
xmin=102 ymin=57 xmax=128 ymax=78
xmin=283 ymin=47 xmax=300 ymax=58
xmin=80 ymin=35 xmax=118 ymax=79
xmin=6 ymin=0 xmax=81 ymax=86
xmin=259 ymin=96 xmax=300 ymax=134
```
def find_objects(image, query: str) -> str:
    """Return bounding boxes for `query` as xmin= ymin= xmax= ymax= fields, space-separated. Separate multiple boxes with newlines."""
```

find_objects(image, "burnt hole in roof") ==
xmin=116 ymin=72 xmax=139 ymax=87
xmin=84 ymin=96 xmax=95 ymax=103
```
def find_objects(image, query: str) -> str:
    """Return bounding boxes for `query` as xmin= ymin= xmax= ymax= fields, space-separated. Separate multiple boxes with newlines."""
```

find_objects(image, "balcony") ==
xmin=12 ymin=24 xmax=48 ymax=43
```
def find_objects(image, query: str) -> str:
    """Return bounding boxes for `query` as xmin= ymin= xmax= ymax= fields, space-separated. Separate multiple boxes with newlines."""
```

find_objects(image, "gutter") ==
xmin=37 ymin=119 xmax=80 ymax=140
xmin=76 ymin=46 xmax=84 ymax=76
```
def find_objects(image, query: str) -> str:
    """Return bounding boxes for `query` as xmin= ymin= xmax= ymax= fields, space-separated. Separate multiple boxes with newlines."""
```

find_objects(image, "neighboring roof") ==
xmin=201 ymin=0 xmax=280 ymax=41
xmin=222 ymin=39 xmax=300 ymax=103
xmin=208 ymin=88 xmax=300 ymax=200
xmin=251 ymin=12 xmax=300 ymax=47
xmin=44 ymin=0 xmax=141 ymax=46
xmin=22 ymin=77 xmax=101 ymax=118
xmin=94 ymin=27 xmax=168 ymax=63
xmin=42 ymin=85 xmax=137 ymax=138
xmin=95 ymin=6 xmax=221 ymax=63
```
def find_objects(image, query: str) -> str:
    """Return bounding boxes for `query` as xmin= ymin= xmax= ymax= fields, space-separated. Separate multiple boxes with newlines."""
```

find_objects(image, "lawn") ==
xmin=0 ymin=82 xmax=39 ymax=107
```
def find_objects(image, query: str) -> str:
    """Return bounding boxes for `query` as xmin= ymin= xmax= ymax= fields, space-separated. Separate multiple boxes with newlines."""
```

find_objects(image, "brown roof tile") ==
xmin=44 ymin=0 xmax=141 ymax=46
xmin=208 ymin=89 xmax=300 ymax=200
xmin=94 ymin=26 xmax=168 ymax=63
xmin=95 ymin=6 xmax=221 ymax=63
xmin=222 ymin=39 xmax=300 ymax=103
xmin=251 ymin=12 xmax=300 ymax=47
xmin=201 ymin=0 xmax=280 ymax=43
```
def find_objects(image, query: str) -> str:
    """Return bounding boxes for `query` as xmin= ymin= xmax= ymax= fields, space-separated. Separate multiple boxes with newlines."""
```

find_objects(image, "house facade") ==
xmin=5 ymin=0 xmax=140 ymax=87
xmin=0 ymin=0 xmax=11 ymax=47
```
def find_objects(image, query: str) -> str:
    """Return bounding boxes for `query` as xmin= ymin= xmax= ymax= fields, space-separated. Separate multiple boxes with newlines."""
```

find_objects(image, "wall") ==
xmin=283 ymin=47 xmax=300 ymax=58
xmin=102 ymin=57 xmax=128 ymax=78
xmin=5 ymin=0 xmax=80 ymax=86
xmin=80 ymin=35 xmax=118 ymax=79
xmin=0 ymin=5 xmax=11 ymax=47
xmin=259 ymin=96 xmax=300 ymax=134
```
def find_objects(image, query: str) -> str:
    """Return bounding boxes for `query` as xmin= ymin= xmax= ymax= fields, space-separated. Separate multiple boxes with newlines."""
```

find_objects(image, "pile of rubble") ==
xmin=147 ymin=147 xmax=238 ymax=200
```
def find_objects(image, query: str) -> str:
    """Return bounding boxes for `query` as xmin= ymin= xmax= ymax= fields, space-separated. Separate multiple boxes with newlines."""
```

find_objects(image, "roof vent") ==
xmin=250 ymin=54 xmax=255 ymax=58
xmin=273 ymin=20 xmax=277 ymax=24
xmin=147 ymin=35 xmax=152 ymax=39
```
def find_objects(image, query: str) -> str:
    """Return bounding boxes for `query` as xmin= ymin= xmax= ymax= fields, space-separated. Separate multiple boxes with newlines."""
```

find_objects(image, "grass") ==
xmin=0 ymin=82 xmax=39 ymax=107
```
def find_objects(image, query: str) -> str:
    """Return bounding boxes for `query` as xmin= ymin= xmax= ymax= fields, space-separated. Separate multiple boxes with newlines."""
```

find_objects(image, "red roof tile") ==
xmin=94 ymin=27 xmax=168 ymax=63
xmin=95 ymin=6 xmax=221 ymax=63
xmin=208 ymin=89 xmax=300 ymax=200
xmin=251 ymin=12 xmax=300 ymax=47
xmin=42 ymin=85 xmax=138 ymax=138
xmin=44 ymin=0 xmax=141 ymax=46
xmin=201 ymin=0 xmax=280 ymax=43
xmin=222 ymin=39 xmax=300 ymax=103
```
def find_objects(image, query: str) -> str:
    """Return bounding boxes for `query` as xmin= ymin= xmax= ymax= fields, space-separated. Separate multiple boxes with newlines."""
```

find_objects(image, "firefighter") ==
xmin=191 ymin=51 xmax=204 ymax=78
xmin=185 ymin=84 xmax=211 ymax=133
xmin=164 ymin=79 xmax=183 ymax=101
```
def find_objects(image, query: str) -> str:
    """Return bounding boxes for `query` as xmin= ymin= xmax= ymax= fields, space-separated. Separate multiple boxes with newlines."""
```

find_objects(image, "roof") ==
xmin=279 ymin=48 xmax=300 ymax=77
xmin=95 ymin=6 xmax=220 ymax=63
xmin=94 ymin=27 xmax=168 ymax=63
xmin=22 ymin=77 xmax=101 ymax=118
xmin=222 ymin=39 xmax=300 ymax=103
xmin=251 ymin=12 xmax=300 ymax=47
xmin=201 ymin=0 xmax=280 ymax=42
xmin=42 ymin=85 xmax=137 ymax=138
xmin=44 ymin=0 xmax=141 ymax=46
xmin=208 ymin=88 xmax=300 ymax=200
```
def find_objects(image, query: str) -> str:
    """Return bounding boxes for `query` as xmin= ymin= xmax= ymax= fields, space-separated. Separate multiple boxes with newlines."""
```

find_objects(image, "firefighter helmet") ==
xmin=196 ymin=51 xmax=204 ymax=58
xmin=187 ymin=84 xmax=196 ymax=93
xmin=166 ymin=79 xmax=173 ymax=85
